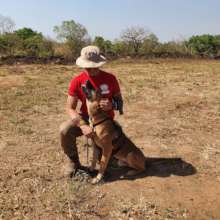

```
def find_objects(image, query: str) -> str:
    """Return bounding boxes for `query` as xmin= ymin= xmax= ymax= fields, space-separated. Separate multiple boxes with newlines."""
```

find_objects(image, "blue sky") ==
xmin=0 ymin=0 xmax=219 ymax=42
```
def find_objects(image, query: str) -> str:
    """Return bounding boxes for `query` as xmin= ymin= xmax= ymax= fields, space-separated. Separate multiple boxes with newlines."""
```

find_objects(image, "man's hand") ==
xmin=80 ymin=125 xmax=93 ymax=138
xmin=99 ymin=98 xmax=112 ymax=111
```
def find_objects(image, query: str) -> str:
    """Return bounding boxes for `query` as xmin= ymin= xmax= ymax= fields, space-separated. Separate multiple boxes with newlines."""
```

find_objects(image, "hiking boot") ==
xmin=63 ymin=159 xmax=95 ymax=178
xmin=63 ymin=160 xmax=80 ymax=178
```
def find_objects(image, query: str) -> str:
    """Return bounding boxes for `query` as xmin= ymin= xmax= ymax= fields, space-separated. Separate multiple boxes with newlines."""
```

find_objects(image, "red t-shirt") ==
xmin=68 ymin=70 xmax=120 ymax=118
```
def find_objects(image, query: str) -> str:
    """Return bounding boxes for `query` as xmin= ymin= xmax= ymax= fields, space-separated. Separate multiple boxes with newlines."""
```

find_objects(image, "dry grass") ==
xmin=0 ymin=59 xmax=220 ymax=219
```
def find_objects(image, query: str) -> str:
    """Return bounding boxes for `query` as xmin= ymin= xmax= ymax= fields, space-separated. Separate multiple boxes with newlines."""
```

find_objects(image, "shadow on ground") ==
xmin=105 ymin=157 xmax=197 ymax=182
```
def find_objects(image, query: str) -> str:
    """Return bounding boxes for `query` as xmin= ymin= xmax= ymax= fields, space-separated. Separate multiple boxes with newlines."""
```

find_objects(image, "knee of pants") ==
xmin=59 ymin=120 xmax=77 ymax=137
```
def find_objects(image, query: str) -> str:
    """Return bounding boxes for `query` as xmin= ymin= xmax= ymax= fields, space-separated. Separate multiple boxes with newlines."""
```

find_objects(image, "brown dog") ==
xmin=82 ymin=80 xmax=146 ymax=184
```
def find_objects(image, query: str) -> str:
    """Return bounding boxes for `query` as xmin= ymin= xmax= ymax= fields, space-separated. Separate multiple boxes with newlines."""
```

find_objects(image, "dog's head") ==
xmin=81 ymin=80 xmax=102 ymax=115
xmin=81 ymin=80 xmax=102 ymax=102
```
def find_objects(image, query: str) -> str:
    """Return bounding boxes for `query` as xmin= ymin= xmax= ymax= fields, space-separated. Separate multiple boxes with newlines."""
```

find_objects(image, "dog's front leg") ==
xmin=90 ymin=142 xmax=99 ymax=171
xmin=91 ymin=143 xmax=113 ymax=184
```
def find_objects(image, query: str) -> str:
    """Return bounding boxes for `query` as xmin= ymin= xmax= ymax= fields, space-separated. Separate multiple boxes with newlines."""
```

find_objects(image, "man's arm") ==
xmin=112 ymin=92 xmax=123 ymax=115
xmin=66 ymin=95 xmax=80 ymax=122
xmin=111 ymin=74 xmax=123 ymax=114
xmin=113 ymin=92 xmax=122 ymax=100
xmin=66 ymin=95 xmax=93 ymax=137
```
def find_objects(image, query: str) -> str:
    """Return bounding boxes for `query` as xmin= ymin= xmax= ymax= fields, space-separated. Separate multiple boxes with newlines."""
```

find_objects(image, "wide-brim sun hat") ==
xmin=76 ymin=45 xmax=106 ymax=68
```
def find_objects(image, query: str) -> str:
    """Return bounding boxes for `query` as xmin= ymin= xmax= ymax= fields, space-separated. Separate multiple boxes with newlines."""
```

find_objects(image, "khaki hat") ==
xmin=76 ymin=45 xmax=106 ymax=68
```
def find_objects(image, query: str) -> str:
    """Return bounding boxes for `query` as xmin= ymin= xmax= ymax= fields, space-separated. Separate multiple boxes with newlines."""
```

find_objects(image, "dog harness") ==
xmin=90 ymin=117 xmax=124 ymax=156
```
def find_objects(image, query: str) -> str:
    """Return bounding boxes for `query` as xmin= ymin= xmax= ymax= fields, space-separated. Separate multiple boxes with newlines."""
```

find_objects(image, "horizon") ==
xmin=0 ymin=0 xmax=220 ymax=42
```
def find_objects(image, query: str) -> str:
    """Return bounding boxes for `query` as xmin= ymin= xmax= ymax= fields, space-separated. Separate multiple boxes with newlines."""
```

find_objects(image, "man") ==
xmin=59 ymin=45 xmax=123 ymax=177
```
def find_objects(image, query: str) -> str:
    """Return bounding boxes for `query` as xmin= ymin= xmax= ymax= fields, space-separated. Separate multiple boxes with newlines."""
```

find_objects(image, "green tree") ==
xmin=53 ymin=20 xmax=90 ymax=58
xmin=112 ymin=40 xmax=131 ymax=57
xmin=93 ymin=36 xmax=105 ymax=52
xmin=0 ymin=33 xmax=21 ymax=55
xmin=23 ymin=35 xmax=54 ymax=57
xmin=121 ymin=26 xmax=149 ymax=56
xmin=140 ymin=33 xmax=159 ymax=57
xmin=215 ymin=35 xmax=220 ymax=57
xmin=186 ymin=35 xmax=220 ymax=57
xmin=14 ymin=28 xmax=54 ymax=57
xmin=104 ymin=40 xmax=113 ymax=52
xmin=15 ymin=27 xmax=42 ymax=40
xmin=93 ymin=36 xmax=113 ymax=56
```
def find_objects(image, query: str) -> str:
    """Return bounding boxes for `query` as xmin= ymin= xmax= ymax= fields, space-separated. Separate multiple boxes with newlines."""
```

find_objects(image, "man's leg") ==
xmin=59 ymin=120 xmax=83 ymax=177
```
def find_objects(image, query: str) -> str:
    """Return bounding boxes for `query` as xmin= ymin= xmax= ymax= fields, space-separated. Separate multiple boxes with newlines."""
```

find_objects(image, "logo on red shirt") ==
xmin=100 ymin=84 xmax=110 ymax=94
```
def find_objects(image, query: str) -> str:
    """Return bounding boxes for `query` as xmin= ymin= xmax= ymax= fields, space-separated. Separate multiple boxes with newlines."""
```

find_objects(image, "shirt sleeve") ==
xmin=68 ymin=77 xmax=79 ymax=97
xmin=112 ymin=75 xmax=121 ymax=95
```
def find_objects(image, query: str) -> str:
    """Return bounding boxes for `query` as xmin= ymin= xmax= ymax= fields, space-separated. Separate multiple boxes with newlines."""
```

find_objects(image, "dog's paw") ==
xmin=91 ymin=173 xmax=103 ymax=184
xmin=88 ymin=168 xmax=98 ymax=177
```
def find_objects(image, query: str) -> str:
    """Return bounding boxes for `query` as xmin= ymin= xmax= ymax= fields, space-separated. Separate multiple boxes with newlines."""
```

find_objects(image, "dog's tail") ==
xmin=144 ymin=159 xmax=149 ymax=170
xmin=144 ymin=157 xmax=182 ymax=169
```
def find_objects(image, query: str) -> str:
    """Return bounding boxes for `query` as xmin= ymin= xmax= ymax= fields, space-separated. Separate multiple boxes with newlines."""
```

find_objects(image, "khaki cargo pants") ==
xmin=59 ymin=117 xmax=89 ymax=169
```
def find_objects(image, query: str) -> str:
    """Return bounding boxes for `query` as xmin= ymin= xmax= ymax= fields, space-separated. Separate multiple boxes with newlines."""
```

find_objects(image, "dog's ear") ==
xmin=81 ymin=80 xmax=95 ymax=100
xmin=81 ymin=84 xmax=88 ymax=96
xmin=85 ymin=80 xmax=95 ymax=91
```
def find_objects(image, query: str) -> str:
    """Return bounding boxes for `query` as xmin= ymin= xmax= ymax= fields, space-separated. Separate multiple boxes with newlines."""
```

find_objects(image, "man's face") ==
xmin=85 ymin=68 xmax=100 ymax=76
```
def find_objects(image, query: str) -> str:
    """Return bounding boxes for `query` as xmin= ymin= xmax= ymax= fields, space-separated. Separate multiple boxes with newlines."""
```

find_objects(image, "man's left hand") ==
xmin=99 ymin=98 xmax=112 ymax=111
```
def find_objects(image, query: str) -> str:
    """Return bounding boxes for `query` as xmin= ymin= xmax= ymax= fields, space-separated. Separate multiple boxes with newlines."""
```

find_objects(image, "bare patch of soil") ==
xmin=0 ymin=60 xmax=220 ymax=219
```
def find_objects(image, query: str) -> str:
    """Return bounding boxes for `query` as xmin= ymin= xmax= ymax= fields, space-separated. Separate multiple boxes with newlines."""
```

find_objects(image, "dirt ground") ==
xmin=0 ymin=59 xmax=220 ymax=220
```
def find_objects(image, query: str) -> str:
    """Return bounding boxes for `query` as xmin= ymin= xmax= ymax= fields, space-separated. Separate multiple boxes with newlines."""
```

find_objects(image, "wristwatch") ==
xmin=72 ymin=116 xmax=87 ymax=127
xmin=78 ymin=118 xmax=87 ymax=127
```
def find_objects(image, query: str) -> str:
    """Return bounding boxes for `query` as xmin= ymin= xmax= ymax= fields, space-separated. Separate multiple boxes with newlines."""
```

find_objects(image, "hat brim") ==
xmin=76 ymin=55 xmax=106 ymax=68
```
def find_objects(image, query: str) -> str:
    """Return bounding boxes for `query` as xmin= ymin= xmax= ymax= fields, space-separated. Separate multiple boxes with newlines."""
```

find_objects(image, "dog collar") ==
xmin=91 ymin=117 xmax=112 ymax=128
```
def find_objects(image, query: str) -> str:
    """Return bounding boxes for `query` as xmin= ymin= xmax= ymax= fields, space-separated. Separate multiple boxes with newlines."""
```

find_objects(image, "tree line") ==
xmin=0 ymin=15 xmax=220 ymax=62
